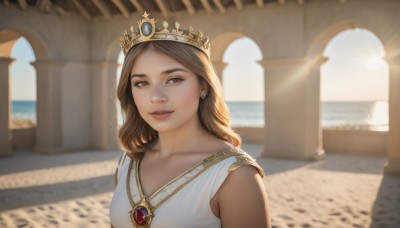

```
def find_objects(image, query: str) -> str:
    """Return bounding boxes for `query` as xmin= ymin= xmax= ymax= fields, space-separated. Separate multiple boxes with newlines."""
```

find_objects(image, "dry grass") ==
xmin=10 ymin=117 xmax=36 ymax=129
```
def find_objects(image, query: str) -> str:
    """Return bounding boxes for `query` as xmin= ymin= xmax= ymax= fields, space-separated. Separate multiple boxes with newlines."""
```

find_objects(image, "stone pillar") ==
xmin=31 ymin=60 xmax=64 ymax=153
xmin=91 ymin=61 xmax=120 ymax=150
xmin=259 ymin=58 xmax=324 ymax=160
xmin=306 ymin=56 xmax=327 ymax=160
xmin=212 ymin=61 xmax=227 ymax=84
xmin=0 ymin=57 xmax=14 ymax=157
xmin=384 ymin=55 xmax=400 ymax=175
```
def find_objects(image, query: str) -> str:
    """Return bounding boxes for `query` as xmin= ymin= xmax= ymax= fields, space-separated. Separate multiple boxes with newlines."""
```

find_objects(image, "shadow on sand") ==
xmin=307 ymin=154 xmax=387 ymax=175
xmin=0 ymin=174 xmax=114 ymax=212
xmin=257 ymin=153 xmax=388 ymax=176
xmin=370 ymin=174 xmax=400 ymax=228
xmin=0 ymin=150 xmax=122 ymax=175
xmin=257 ymin=157 xmax=312 ymax=176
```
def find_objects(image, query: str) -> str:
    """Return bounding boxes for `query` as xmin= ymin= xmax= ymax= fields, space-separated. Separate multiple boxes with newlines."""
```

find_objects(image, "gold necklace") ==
xmin=126 ymin=159 xmax=154 ymax=228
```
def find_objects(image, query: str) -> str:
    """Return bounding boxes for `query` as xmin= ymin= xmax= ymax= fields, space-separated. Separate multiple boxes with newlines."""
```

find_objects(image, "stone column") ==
xmin=0 ymin=57 xmax=14 ymax=157
xmin=91 ymin=61 xmax=120 ymax=150
xmin=384 ymin=55 xmax=400 ymax=175
xmin=306 ymin=56 xmax=327 ymax=160
xmin=31 ymin=60 xmax=64 ymax=153
xmin=259 ymin=58 xmax=324 ymax=160
xmin=212 ymin=61 xmax=227 ymax=84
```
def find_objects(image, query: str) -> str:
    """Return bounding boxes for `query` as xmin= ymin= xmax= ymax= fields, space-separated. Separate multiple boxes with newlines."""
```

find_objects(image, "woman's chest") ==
xmin=138 ymin=154 xmax=214 ymax=197
xmin=110 ymin=174 xmax=220 ymax=228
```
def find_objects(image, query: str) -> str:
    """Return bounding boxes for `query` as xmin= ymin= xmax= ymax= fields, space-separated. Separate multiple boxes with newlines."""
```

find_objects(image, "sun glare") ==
xmin=366 ymin=55 xmax=385 ymax=71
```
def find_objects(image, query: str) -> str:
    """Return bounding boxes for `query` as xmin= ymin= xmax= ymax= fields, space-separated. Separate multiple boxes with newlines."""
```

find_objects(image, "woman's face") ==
xmin=130 ymin=48 xmax=205 ymax=133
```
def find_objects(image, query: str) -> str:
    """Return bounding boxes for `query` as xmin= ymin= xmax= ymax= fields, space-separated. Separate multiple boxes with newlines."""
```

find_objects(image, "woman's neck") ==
xmin=150 ymin=119 xmax=214 ymax=158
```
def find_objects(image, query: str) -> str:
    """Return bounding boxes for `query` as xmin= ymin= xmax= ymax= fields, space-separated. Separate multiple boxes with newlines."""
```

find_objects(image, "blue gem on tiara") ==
xmin=141 ymin=22 xmax=153 ymax=37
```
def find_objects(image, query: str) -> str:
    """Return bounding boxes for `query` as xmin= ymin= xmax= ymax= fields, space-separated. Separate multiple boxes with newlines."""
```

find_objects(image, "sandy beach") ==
xmin=1 ymin=146 xmax=399 ymax=228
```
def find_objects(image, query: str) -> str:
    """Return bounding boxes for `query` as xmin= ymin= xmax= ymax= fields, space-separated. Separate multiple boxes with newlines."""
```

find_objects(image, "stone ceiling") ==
xmin=0 ymin=0 xmax=331 ymax=21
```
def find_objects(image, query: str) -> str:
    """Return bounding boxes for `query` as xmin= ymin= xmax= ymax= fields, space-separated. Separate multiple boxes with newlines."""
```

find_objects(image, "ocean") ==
xmin=12 ymin=100 xmax=389 ymax=131
xmin=11 ymin=100 xmax=37 ymax=120
xmin=227 ymin=101 xmax=388 ymax=131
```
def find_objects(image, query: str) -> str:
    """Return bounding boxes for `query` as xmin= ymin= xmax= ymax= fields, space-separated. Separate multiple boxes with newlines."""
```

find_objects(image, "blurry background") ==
xmin=3 ymin=0 xmax=398 ymax=160
xmin=1 ymin=0 xmax=400 ymax=227
xmin=10 ymin=24 xmax=389 ymax=130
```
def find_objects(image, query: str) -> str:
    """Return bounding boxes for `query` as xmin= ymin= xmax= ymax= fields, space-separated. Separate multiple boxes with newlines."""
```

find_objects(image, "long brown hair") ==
xmin=117 ymin=41 xmax=241 ymax=156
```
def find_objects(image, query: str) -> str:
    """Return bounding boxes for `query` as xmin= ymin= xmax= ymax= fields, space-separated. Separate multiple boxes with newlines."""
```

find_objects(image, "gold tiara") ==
xmin=120 ymin=12 xmax=211 ymax=57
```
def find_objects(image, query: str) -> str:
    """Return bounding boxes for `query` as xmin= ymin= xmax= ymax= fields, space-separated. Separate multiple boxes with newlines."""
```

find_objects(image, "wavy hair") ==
xmin=117 ymin=41 xmax=241 ymax=156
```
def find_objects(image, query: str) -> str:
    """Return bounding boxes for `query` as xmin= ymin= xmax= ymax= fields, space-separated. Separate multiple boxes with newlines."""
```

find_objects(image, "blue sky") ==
xmin=10 ymin=38 xmax=36 ymax=100
xmin=11 ymin=28 xmax=388 ymax=102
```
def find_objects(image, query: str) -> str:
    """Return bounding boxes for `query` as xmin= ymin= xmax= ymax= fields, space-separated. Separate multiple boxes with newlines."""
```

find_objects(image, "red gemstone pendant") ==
xmin=129 ymin=198 xmax=153 ymax=228
xmin=133 ymin=206 xmax=149 ymax=225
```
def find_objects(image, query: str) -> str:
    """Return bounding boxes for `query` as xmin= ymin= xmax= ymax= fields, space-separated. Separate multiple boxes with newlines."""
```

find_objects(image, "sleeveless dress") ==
xmin=109 ymin=148 xmax=264 ymax=228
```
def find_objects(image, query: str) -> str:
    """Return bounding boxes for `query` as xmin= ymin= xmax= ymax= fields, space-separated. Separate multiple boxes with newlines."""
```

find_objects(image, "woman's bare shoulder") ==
xmin=216 ymin=164 xmax=271 ymax=228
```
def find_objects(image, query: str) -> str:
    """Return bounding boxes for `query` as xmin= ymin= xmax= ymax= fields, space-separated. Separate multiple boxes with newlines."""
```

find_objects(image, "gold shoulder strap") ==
xmin=115 ymin=153 xmax=128 ymax=187
xmin=228 ymin=150 xmax=265 ymax=178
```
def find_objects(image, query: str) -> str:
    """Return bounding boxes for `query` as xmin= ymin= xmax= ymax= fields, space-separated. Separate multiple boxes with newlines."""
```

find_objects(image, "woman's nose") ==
xmin=150 ymin=85 xmax=168 ymax=103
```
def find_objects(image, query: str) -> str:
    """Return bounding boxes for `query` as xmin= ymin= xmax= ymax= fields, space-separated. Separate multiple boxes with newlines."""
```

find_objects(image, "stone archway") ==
xmin=0 ymin=29 xmax=48 ymax=59
xmin=211 ymin=32 xmax=250 ymax=82
xmin=307 ymin=21 xmax=357 ymax=59
xmin=211 ymin=32 xmax=267 ymax=145
xmin=0 ymin=28 xmax=49 ymax=156
xmin=300 ymin=21 xmax=360 ymax=163
xmin=307 ymin=20 xmax=400 ymax=174
xmin=321 ymin=28 xmax=389 ymax=156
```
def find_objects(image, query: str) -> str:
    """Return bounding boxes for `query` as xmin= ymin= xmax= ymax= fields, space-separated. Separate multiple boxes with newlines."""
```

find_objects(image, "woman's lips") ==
xmin=149 ymin=110 xmax=174 ymax=120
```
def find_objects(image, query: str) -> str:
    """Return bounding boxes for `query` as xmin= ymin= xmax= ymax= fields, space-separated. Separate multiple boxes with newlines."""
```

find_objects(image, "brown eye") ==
xmin=133 ymin=81 xmax=148 ymax=87
xmin=167 ymin=77 xmax=184 ymax=84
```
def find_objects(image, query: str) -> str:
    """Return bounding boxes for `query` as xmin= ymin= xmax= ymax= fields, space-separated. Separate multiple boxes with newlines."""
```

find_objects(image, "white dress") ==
xmin=109 ymin=148 xmax=264 ymax=228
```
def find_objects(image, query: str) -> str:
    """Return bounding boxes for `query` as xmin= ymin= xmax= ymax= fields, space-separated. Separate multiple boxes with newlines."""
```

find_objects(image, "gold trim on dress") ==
xmin=228 ymin=153 xmax=265 ymax=178
xmin=125 ymin=148 xmax=264 ymax=227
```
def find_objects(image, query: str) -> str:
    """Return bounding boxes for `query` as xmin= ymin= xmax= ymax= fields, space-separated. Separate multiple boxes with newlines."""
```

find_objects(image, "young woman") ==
xmin=110 ymin=12 xmax=271 ymax=228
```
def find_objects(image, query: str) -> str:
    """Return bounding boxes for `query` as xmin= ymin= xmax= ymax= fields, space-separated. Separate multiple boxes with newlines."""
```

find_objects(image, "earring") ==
xmin=200 ymin=92 xmax=207 ymax=99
